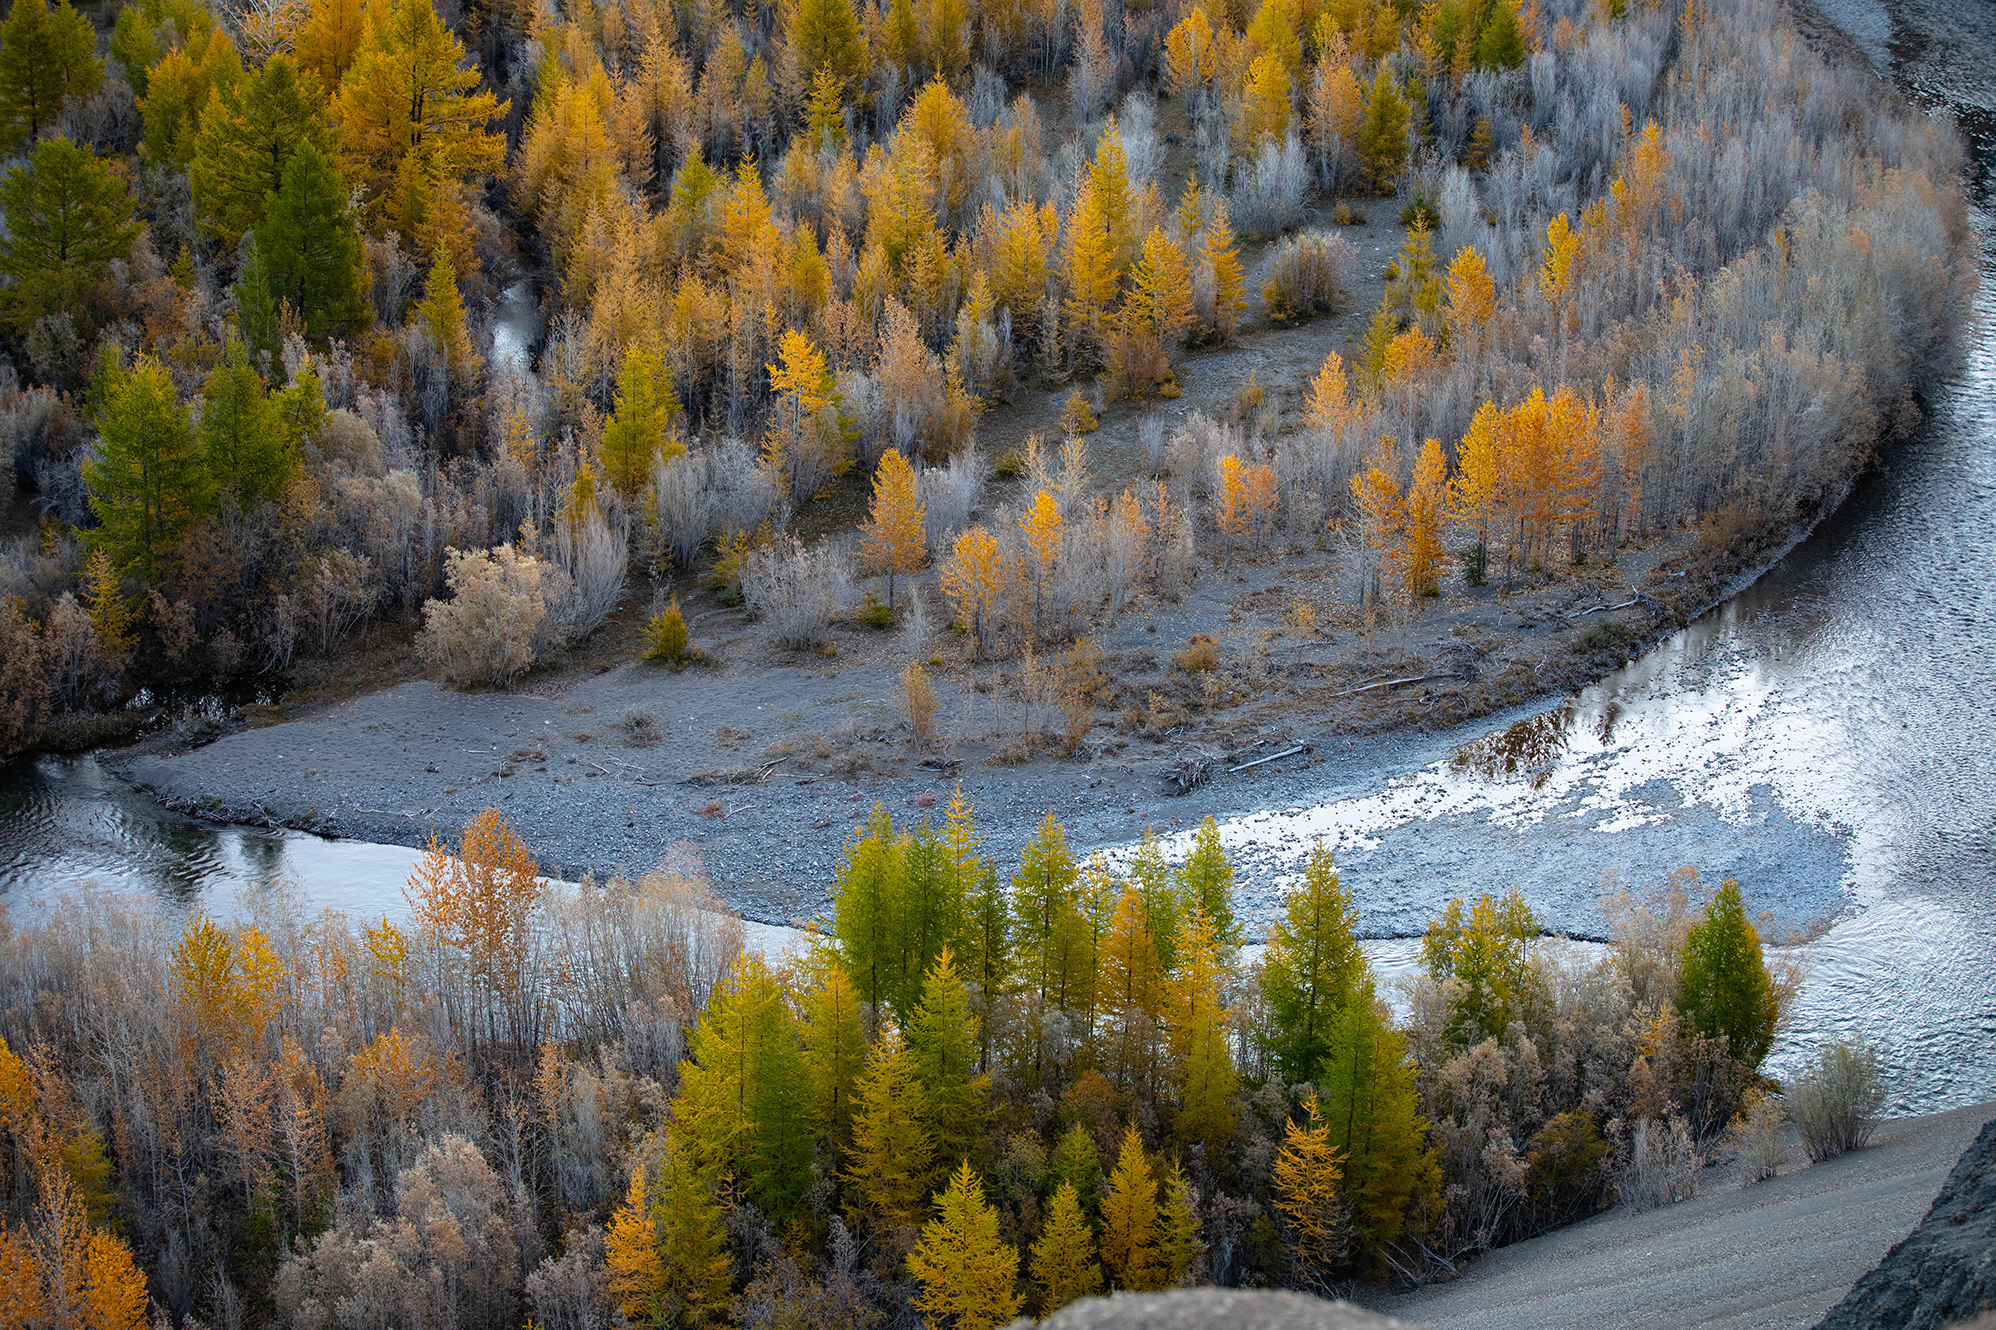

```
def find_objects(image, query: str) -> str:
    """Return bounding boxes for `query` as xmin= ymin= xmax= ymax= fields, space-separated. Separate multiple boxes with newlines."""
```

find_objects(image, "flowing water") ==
xmin=0 ymin=2 xmax=1991 ymax=1114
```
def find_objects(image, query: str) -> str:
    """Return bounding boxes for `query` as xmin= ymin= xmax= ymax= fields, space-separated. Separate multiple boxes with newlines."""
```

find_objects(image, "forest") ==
xmin=0 ymin=793 xmax=1819 ymax=1327
xmin=0 ymin=0 xmax=1974 ymax=746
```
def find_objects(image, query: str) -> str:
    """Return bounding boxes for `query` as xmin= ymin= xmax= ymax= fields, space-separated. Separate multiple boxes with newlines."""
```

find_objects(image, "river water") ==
xmin=1 ymin=2 xmax=1990 ymax=1114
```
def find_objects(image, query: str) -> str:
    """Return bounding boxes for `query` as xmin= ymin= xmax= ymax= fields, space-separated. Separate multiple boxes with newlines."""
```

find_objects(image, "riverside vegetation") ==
xmin=0 ymin=0 xmax=1974 ymax=758
xmin=0 ymin=793 xmax=1890 ymax=1327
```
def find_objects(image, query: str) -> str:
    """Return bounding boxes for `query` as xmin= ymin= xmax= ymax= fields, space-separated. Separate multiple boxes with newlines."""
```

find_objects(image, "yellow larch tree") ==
xmin=1402 ymin=437 xmax=1448 ymax=599
xmin=1237 ymin=51 xmax=1291 ymax=147
xmin=1350 ymin=445 xmax=1406 ymax=606
xmin=1199 ymin=199 xmax=1247 ymax=342
xmin=1215 ymin=454 xmax=1252 ymax=548
xmin=1164 ymin=4 xmax=1216 ymax=96
xmin=1097 ymin=882 xmax=1163 ymax=1098
xmin=1444 ymin=244 xmax=1496 ymax=348
xmin=907 ymin=1161 xmax=1023 ymax=1330
xmin=1272 ymin=1093 xmax=1349 ymax=1292
xmin=1128 ymin=227 xmax=1196 ymax=346
xmin=860 ymin=448 xmax=926 ymax=611
xmin=1540 ymin=211 xmax=1582 ymax=305
xmin=330 ymin=0 xmax=507 ymax=239
xmin=1165 ymin=906 xmax=1237 ymax=1157
xmin=295 ymin=0 xmax=365 ymax=89
xmin=1031 ymin=1179 xmax=1102 ymax=1314
xmin=1098 ymin=1126 xmax=1162 ymax=1291
xmin=843 ymin=1022 xmax=935 ymax=1227
xmin=1448 ymin=399 xmax=1506 ymax=578
xmin=941 ymin=525 xmax=1006 ymax=658
xmin=1020 ymin=489 xmax=1061 ymax=638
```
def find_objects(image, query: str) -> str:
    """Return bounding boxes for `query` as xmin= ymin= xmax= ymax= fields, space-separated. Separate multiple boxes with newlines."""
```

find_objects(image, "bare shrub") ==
xmin=1139 ymin=410 xmax=1167 ymax=472
xmin=416 ymin=544 xmax=547 ymax=687
xmin=652 ymin=439 xmax=780 ymax=569
xmin=550 ymin=503 xmax=628 ymax=642
xmin=304 ymin=548 xmax=376 ymax=655
xmin=1619 ymin=1115 xmax=1700 ymax=1212
xmin=917 ymin=445 xmax=984 ymax=556
xmin=1788 ymin=1037 xmax=1886 ymax=1162
xmin=1230 ymin=132 xmax=1309 ymax=239
xmin=618 ymin=705 xmax=661 ymax=747
xmin=741 ymin=536 xmax=851 ymax=648
xmin=902 ymin=662 xmax=938 ymax=748
xmin=1261 ymin=231 xmax=1356 ymax=321
xmin=1722 ymin=1086 xmax=1787 ymax=1184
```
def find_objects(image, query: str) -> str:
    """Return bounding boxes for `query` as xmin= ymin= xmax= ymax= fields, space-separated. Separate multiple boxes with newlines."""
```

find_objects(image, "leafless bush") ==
xmin=1164 ymin=413 xmax=1244 ymax=498
xmin=1230 ymin=132 xmax=1309 ymax=239
xmin=1619 ymin=1116 xmax=1700 ymax=1212
xmin=901 ymin=584 xmax=931 ymax=657
xmin=550 ymin=503 xmax=628 ymax=642
xmin=741 ymin=536 xmax=852 ymax=648
xmin=1261 ymin=231 xmax=1356 ymax=321
xmin=1722 ymin=1086 xmax=1787 ymax=1184
xmin=1788 ymin=1037 xmax=1886 ymax=1162
xmin=416 ymin=544 xmax=547 ymax=687
xmin=917 ymin=445 xmax=984 ymax=556
xmin=652 ymin=438 xmax=780 ymax=570
xmin=618 ymin=705 xmax=661 ymax=747
xmin=1139 ymin=411 xmax=1167 ymax=473
xmin=305 ymin=549 xmax=376 ymax=656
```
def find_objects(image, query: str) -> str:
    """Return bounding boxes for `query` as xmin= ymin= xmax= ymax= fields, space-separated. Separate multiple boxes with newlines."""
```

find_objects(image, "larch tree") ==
xmin=604 ymin=1163 xmax=669 ymax=1324
xmin=1420 ymin=888 xmax=1542 ymax=1048
xmin=1020 ymin=489 xmax=1061 ymax=637
xmin=790 ymin=0 xmax=867 ymax=93
xmin=255 ymin=140 xmax=373 ymax=341
xmin=1166 ymin=906 xmax=1237 ymax=1157
xmin=1317 ymin=978 xmax=1431 ymax=1258
xmin=801 ymin=955 xmax=869 ymax=1152
xmin=905 ymin=949 xmax=989 ymax=1169
xmin=1175 ymin=817 xmax=1238 ymax=945
xmin=295 ymin=0 xmax=365 ymax=90
xmin=0 ymin=0 xmax=101 ymax=154
xmin=1237 ymin=52 xmax=1291 ymax=146
xmin=199 ymin=339 xmax=299 ymax=509
xmin=832 ymin=804 xmax=908 ymax=1023
xmin=601 ymin=342 xmax=682 ymax=503
xmin=645 ymin=1136 xmax=735 ymax=1326
xmin=416 ymin=242 xmax=481 ymax=390
xmin=860 ymin=448 xmax=926 ymax=611
xmin=1031 ymin=1179 xmax=1103 ymax=1315
xmin=189 ymin=53 xmax=328 ymax=247
xmin=670 ymin=954 xmax=791 ymax=1190
xmin=1444 ymin=245 xmax=1496 ymax=348
xmin=1097 ymin=882 xmax=1163 ymax=1099
xmin=1356 ymin=67 xmax=1408 ymax=192
xmin=1449 ymin=400 xmax=1506 ymax=579
xmin=1155 ymin=1158 xmax=1201 ymax=1287
xmin=941 ymin=525 xmax=1006 ymax=659
xmin=139 ymin=26 xmax=240 ymax=171
xmin=1200 ymin=199 xmax=1247 ymax=342
xmin=907 ymin=1162 xmax=1022 ymax=1330
xmin=744 ymin=994 xmax=815 ymax=1229
xmin=1678 ymin=878 xmax=1779 ymax=1068
xmin=1098 ymin=1126 xmax=1161 ymax=1291
xmin=1262 ymin=839 xmax=1363 ymax=1087
xmin=330 ymin=0 xmax=507 ymax=238
xmin=1129 ymin=228 xmax=1196 ymax=346
xmin=1272 ymin=1094 xmax=1349 ymax=1291
xmin=83 ymin=356 xmax=211 ymax=582
xmin=843 ymin=1022 xmax=935 ymax=1227
xmin=1127 ymin=833 xmax=1184 ymax=972
xmin=0 ymin=138 xmax=141 ymax=337
xmin=1403 ymin=437 xmax=1449 ymax=599
xmin=1350 ymin=448 xmax=1406 ymax=605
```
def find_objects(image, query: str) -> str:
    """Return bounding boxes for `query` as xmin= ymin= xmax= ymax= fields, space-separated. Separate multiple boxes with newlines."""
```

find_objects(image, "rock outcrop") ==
xmin=1816 ymin=1119 xmax=1996 ymax=1330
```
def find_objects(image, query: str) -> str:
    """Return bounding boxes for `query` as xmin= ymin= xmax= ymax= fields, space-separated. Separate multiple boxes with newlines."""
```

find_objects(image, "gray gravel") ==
xmin=1363 ymin=1102 xmax=1996 ymax=1330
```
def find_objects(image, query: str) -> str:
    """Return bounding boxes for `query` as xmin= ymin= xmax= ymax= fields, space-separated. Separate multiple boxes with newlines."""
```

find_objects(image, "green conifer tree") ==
xmin=1357 ymin=67 xmax=1410 ymax=194
xmin=83 ymin=356 xmax=212 ymax=581
xmin=1262 ymin=839 xmax=1364 ymax=1086
xmin=789 ymin=0 xmax=866 ymax=92
xmin=200 ymin=339 xmax=298 ymax=508
xmin=1420 ymin=888 xmax=1541 ymax=1046
xmin=906 ymin=949 xmax=989 ymax=1169
xmin=601 ymin=341 xmax=683 ymax=502
xmin=833 ymin=804 xmax=908 ymax=1025
xmin=233 ymin=238 xmax=282 ymax=368
xmin=1679 ymin=879 xmax=1779 ymax=1068
xmin=0 ymin=0 xmax=101 ymax=153
xmin=189 ymin=54 xmax=328 ymax=247
xmin=1128 ymin=832 xmax=1184 ymax=972
xmin=802 ymin=953 xmax=870 ymax=1152
xmin=255 ymin=141 xmax=373 ymax=341
xmin=1175 ymin=817 xmax=1239 ymax=946
xmin=1049 ymin=1121 xmax=1101 ymax=1217
xmin=0 ymin=138 xmax=141 ymax=337
xmin=1317 ymin=976 xmax=1433 ymax=1258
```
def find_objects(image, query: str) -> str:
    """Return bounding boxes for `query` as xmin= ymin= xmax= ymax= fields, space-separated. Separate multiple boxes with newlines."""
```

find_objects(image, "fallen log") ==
xmin=1228 ymin=744 xmax=1309 ymax=772
xmin=1326 ymin=672 xmax=1461 ymax=699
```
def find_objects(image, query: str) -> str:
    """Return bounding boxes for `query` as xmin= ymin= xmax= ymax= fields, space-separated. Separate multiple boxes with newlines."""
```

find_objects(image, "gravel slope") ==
xmin=1365 ymin=1102 xmax=1996 ymax=1330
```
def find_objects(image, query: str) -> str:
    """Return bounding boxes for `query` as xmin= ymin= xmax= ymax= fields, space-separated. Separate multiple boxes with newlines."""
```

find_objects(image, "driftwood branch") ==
xmin=1327 ymin=672 xmax=1461 ymax=699
xmin=1228 ymin=744 xmax=1309 ymax=772
xmin=1562 ymin=594 xmax=1643 ymax=621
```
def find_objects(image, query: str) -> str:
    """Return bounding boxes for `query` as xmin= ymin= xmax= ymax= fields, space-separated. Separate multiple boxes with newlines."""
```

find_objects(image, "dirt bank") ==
xmin=1364 ymin=1102 xmax=1996 ymax=1330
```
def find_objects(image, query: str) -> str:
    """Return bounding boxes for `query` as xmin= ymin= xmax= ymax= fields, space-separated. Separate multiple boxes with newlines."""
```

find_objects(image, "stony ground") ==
xmin=110 ymin=201 xmax=1793 ymax=928
xmin=1366 ymin=1102 xmax=1996 ymax=1330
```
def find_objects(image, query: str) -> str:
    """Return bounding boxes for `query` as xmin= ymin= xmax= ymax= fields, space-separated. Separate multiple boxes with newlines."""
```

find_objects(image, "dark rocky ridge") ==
xmin=1815 ymin=1119 xmax=1996 ymax=1330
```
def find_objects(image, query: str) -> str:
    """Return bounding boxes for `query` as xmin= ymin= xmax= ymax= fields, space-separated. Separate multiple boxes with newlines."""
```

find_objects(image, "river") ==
xmin=1 ymin=1 xmax=1990 ymax=1115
